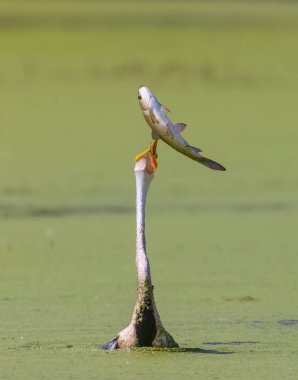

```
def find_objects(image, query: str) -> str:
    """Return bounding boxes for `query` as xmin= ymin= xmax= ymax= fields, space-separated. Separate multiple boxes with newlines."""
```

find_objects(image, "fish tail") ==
xmin=195 ymin=156 xmax=226 ymax=171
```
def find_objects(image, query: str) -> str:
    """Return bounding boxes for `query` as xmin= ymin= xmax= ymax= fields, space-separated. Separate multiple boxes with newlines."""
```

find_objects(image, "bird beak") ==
xmin=135 ymin=139 xmax=158 ymax=174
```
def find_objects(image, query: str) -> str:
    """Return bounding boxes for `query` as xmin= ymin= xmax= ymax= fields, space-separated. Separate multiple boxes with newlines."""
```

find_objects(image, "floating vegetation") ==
xmin=223 ymin=296 xmax=256 ymax=302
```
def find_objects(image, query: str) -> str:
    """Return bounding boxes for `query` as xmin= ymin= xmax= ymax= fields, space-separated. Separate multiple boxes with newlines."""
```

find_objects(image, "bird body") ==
xmin=138 ymin=85 xmax=226 ymax=171
xmin=101 ymin=152 xmax=178 ymax=350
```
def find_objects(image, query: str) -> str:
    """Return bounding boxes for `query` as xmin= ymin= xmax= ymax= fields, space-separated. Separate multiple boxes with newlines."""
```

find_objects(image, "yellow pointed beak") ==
xmin=135 ymin=139 xmax=158 ymax=174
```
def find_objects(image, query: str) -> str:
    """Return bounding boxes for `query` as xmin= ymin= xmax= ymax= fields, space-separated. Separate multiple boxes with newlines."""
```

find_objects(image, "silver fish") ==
xmin=138 ymin=85 xmax=226 ymax=171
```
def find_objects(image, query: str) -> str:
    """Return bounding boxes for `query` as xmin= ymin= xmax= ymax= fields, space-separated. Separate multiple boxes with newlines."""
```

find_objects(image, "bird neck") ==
xmin=134 ymin=167 xmax=153 ymax=284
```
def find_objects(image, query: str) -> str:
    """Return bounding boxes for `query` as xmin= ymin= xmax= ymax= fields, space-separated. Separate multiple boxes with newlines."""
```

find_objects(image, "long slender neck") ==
xmin=134 ymin=167 xmax=153 ymax=284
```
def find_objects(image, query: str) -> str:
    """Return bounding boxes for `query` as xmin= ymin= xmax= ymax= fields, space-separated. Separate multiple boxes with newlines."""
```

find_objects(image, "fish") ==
xmin=137 ymin=85 xmax=226 ymax=171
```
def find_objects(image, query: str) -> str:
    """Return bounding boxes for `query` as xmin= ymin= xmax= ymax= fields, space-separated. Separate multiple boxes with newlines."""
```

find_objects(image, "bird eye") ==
xmin=138 ymin=94 xmax=142 ymax=100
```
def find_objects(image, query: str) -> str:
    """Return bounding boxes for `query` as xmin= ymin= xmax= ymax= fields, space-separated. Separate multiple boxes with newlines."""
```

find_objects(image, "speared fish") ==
xmin=136 ymin=85 xmax=226 ymax=171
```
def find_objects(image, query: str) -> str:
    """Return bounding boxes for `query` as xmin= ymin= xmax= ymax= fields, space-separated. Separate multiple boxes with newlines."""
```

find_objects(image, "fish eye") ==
xmin=138 ymin=94 xmax=142 ymax=100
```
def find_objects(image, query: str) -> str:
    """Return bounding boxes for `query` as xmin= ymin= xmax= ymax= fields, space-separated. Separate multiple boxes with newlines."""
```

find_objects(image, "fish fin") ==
xmin=151 ymin=130 xmax=159 ymax=139
xmin=100 ymin=337 xmax=119 ymax=350
xmin=186 ymin=145 xmax=202 ymax=154
xmin=173 ymin=123 xmax=187 ymax=134
xmin=196 ymin=156 xmax=226 ymax=171
xmin=162 ymin=105 xmax=171 ymax=113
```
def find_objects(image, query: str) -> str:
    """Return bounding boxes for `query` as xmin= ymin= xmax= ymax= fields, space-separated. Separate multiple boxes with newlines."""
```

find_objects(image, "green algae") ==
xmin=135 ymin=282 xmax=154 ymax=323
xmin=223 ymin=296 xmax=256 ymax=302
xmin=1 ymin=1 xmax=298 ymax=379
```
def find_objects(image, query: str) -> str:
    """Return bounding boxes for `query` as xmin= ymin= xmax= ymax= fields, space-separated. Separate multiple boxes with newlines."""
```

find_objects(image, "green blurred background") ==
xmin=0 ymin=1 xmax=298 ymax=379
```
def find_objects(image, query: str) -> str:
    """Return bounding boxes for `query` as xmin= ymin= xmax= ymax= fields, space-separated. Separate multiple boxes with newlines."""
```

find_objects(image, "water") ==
xmin=0 ymin=1 xmax=298 ymax=379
